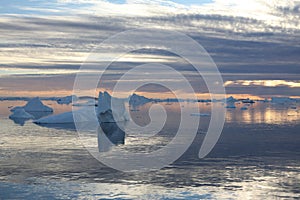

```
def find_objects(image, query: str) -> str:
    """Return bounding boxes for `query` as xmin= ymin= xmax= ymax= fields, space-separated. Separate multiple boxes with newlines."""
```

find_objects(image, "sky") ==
xmin=0 ymin=0 xmax=300 ymax=98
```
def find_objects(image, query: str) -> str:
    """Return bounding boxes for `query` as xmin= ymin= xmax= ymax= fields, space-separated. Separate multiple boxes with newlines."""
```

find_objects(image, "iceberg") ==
xmin=97 ymin=92 xmax=130 ymax=123
xmin=129 ymin=93 xmax=152 ymax=107
xmin=34 ymin=108 xmax=96 ymax=124
xmin=9 ymin=108 xmax=34 ymax=119
xmin=11 ymin=97 xmax=53 ymax=112
xmin=271 ymin=97 xmax=294 ymax=104
xmin=225 ymin=96 xmax=237 ymax=108
xmin=34 ymin=92 xmax=129 ymax=125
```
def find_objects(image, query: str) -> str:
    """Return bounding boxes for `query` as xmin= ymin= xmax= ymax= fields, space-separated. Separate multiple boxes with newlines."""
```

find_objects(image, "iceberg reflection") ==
xmin=98 ymin=122 xmax=126 ymax=152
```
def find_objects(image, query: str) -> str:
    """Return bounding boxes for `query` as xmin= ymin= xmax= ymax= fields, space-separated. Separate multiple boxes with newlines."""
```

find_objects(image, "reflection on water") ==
xmin=10 ymin=117 xmax=28 ymax=126
xmin=225 ymin=102 xmax=300 ymax=125
xmin=0 ymin=100 xmax=299 ymax=199
xmin=98 ymin=122 xmax=126 ymax=152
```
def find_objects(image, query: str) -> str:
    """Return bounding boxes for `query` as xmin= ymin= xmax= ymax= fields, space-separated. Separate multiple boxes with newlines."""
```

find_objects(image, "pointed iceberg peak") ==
xmin=97 ymin=91 xmax=129 ymax=123
xmin=10 ymin=97 xmax=53 ymax=113
xmin=226 ymin=96 xmax=237 ymax=103
xmin=23 ymin=97 xmax=53 ymax=112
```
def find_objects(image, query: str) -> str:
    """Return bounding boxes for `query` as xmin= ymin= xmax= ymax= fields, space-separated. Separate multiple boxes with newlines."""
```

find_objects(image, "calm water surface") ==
xmin=0 ymin=100 xmax=299 ymax=199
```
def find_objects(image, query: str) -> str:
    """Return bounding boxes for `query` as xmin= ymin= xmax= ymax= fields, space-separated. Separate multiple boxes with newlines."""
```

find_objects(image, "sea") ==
xmin=0 ymin=100 xmax=299 ymax=199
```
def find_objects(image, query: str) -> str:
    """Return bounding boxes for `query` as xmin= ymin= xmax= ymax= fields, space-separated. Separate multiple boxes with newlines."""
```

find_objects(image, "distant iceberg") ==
xmin=10 ymin=97 xmax=53 ymax=113
xmin=190 ymin=113 xmax=211 ymax=117
xmin=271 ymin=97 xmax=295 ymax=104
xmin=35 ymin=92 xmax=129 ymax=124
xmin=129 ymin=93 xmax=152 ymax=107
xmin=225 ymin=96 xmax=237 ymax=108
xmin=97 ymin=92 xmax=130 ymax=123
xmin=56 ymin=95 xmax=77 ymax=105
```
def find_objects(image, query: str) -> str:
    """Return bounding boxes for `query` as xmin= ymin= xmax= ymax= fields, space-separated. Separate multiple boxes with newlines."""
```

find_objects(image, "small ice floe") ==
xmin=190 ymin=113 xmax=211 ymax=117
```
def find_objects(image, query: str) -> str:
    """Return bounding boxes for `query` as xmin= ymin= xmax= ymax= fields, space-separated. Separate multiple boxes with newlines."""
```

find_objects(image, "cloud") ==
xmin=224 ymin=80 xmax=300 ymax=88
xmin=0 ymin=0 xmax=300 ymax=97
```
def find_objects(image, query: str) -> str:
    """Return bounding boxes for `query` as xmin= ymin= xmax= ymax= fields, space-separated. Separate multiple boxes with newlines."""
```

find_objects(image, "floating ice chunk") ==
xmin=9 ymin=108 xmax=34 ymax=119
xmin=97 ymin=92 xmax=129 ymax=123
xmin=225 ymin=96 xmax=237 ymax=108
xmin=129 ymin=93 xmax=152 ymax=107
xmin=22 ymin=97 xmax=53 ymax=112
xmin=57 ymin=95 xmax=77 ymax=105
xmin=241 ymin=98 xmax=255 ymax=104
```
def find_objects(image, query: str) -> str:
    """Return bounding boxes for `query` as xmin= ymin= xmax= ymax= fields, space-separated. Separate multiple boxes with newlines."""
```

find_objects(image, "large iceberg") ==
xmin=97 ymin=92 xmax=130 ymax=123
xmin=129 ymin=93 xmax=152 ymax=107
xmin=271 ymin=97 xmax=294 ymax=104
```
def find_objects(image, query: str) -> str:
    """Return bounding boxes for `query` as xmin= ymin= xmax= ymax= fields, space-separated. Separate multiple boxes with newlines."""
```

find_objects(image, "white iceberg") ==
xmin=97 ymin=92 xmax=130 ymax=123
xmin=9 ymin=108 xmax=34 ymax=119
xmin=129 ymin=93 xmax=152 ymax=106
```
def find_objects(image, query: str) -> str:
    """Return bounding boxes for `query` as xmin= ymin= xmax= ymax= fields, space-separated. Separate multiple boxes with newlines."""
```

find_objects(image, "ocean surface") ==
xmin=0 ymin=100 xmax=299 ymax=199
